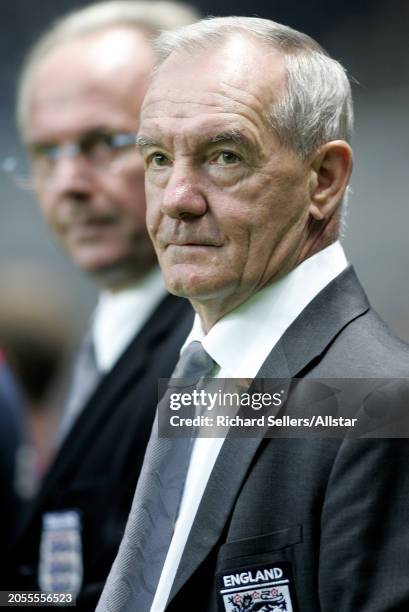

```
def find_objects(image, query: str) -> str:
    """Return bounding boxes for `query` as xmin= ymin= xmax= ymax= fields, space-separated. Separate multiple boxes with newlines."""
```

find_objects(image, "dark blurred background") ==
xmin=1 ymin=0 xmax=409 ymax=346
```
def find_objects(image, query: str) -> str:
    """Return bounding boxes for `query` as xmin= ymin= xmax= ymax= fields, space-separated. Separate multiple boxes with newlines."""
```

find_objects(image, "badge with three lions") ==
xmin=38 ymin=510 xmax=83 ymax=596
xmin=217 ymin=562 xmax=297 ymax=611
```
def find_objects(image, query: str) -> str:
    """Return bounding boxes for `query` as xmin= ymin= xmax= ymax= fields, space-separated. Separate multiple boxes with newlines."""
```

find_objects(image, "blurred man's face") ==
xmin=138 ymin=35 xmax=313 ymax=326
xmin=23 ymin=27 xmax=157 ymax=290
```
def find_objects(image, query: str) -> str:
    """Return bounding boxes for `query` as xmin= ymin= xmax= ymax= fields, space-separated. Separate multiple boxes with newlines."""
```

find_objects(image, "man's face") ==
xmin=139 ymin=36 xmax=314 ymax=322
xmin=23 ymin=27 xmax=158 ymax=289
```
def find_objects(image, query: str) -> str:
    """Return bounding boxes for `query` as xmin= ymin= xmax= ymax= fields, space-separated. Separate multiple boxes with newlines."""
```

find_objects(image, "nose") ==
xmin=48 ymin=155 xmax=95 ymax=199
xmin=161 ymin=163 xmax=207 ymax=220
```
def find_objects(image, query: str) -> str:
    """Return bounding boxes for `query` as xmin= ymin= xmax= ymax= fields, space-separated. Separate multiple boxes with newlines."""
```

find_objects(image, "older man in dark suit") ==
xmin=98 ymin=16 xmax=409 ymax=612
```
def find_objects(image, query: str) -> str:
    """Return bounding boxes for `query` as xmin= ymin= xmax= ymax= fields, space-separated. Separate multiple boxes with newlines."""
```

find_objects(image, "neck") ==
xmin=192 ymin=234 xmax=339 ymax=334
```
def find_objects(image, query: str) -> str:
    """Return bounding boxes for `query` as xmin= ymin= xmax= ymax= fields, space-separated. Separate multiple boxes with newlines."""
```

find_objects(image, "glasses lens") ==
xmin=78 ymin=132 xmax=135 ymax=167
xmin=1 ymin=132 xmax=139 ymax=191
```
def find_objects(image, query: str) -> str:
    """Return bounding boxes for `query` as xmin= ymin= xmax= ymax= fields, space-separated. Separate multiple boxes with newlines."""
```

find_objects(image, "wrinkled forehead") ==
xmin=141 ymin=34 xmax=287 ymax=125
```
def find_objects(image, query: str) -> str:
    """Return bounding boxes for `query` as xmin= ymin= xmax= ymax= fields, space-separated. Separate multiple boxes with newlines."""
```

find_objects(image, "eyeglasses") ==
xmin=30 ymin=131 xmax=138 ymax=176
xmin=2 ymin=131 xmax=139 ymax=191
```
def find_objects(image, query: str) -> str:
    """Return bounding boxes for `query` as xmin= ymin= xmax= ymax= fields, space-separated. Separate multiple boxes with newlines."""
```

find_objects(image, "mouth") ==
xmin=171 ymin=242 xmax=218 ymax=246
xmin=165 ymin=243 xmax=223 ymax=254
xmin=163 ymin=238 xmax=223 ymax=248
xmin=66 ymin=217 xmax=117 ymax=240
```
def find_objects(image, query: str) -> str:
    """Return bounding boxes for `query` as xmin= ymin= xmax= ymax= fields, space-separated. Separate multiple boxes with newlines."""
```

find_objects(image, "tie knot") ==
xmin=172 ymin=341 xmax=214 ymax=383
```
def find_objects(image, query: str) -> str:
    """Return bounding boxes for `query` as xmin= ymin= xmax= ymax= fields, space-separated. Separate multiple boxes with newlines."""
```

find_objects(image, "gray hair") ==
xmin=154 ymin=16 xmax=353 ymax=159
xmin=17 ymin=0 xmax=200 ymax=132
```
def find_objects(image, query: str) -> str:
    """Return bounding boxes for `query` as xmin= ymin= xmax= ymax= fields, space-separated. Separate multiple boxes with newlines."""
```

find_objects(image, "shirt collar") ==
xmin=92 ymin=266 xmax=167 ymax=372
xmin=182 ymin=241 xmax=348 ymax=378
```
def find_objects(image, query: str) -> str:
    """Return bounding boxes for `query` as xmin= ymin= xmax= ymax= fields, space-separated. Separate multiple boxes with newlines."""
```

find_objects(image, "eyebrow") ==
xmin=135 ymin=135 xmax=161 ymax=150
xmin=135 ymin=130 xmax=254 ymax=153
xmin=208 ymin=130 xmax=252 ymax=148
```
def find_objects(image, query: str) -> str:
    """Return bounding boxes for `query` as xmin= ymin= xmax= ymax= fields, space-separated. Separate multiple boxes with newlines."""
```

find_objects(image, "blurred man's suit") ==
xmin=7 ymin=289 xmax=192 ymax=608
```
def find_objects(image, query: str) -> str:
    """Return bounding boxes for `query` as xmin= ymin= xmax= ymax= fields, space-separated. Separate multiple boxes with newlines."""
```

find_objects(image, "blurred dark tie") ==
xmin=96 ymin=340 xmax=214 ymax=612
xmin=56 ymin=334 xmax=101 ymax=444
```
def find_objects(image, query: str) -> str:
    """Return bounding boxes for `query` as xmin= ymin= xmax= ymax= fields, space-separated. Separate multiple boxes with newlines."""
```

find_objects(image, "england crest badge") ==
xmin=217 ymin=562 xmax=297 ymax=611
xmin=38 ymin=510 xmax=83 ymax=596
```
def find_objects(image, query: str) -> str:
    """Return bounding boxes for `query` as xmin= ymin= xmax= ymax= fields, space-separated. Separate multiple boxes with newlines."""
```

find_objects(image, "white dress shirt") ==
xmin=92 ymin=266 xmax=167 ymax=373
xmin=151 ymin=241 xmax=348 ymax=611
xmin=57 ymin=267 xmax=167 ymax=443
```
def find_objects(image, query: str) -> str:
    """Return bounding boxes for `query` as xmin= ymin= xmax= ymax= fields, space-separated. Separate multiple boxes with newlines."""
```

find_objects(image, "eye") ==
xmin=210 ymin=151 xmax=242 ymax=166
xmin=147 ymin=152 xmax=172 ymax=168
xmin=31 ymin=143 xmax=60 ymax=161
xmin=81 ymin=133 xmax=112 ymax=155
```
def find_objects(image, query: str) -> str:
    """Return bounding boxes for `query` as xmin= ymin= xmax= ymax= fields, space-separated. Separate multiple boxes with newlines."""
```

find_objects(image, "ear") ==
xmin=308 ymin=141 xmax=353 ymax=221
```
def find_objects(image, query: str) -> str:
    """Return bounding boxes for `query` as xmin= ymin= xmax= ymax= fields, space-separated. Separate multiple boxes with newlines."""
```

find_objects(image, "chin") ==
xmin=73 ymin=252 xmax=117 ymax=275
xmin=72 ymin=244 xmax=128 ymax=271
xmin=163 ymin=266 xmax=231 ymax=301
xmin=72 ymin=251 xmax=140 ymax=288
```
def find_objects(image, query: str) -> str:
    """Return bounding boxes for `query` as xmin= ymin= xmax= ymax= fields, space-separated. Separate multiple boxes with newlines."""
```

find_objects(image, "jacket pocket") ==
xmin=216 ymin=527 xmax=302 ymax=612
xmin=218 ymin=524 xmax=302 ymax=564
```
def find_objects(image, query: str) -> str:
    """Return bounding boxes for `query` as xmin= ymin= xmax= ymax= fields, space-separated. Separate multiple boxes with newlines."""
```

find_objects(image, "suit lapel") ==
xmin=52 ymin=294 xmax=186 ymax=470
xmin=169 ymin=267 xmax=370 ymax=603
xmin=22 ymin=294 xmax=190 ymax=531
xmin=259 ymin=266 xmax=369 ymax=379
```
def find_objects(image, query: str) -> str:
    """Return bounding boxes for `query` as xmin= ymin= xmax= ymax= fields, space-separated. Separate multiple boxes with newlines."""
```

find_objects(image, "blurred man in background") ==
xmin=5 ymin=2 xmax=198 ymax=607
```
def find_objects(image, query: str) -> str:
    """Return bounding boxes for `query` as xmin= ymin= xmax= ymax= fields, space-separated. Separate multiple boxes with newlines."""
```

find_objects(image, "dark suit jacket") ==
xmin=166 ymin=268 xmax=409 ymax=612
xmin=5 ymin=294 xmax=193 ymax=610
